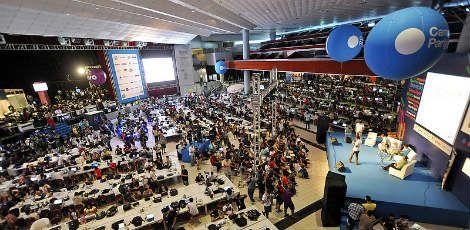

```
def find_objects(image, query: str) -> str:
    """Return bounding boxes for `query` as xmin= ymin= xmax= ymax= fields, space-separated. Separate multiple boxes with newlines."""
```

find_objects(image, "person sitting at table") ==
xmin=143 ymin=185 xmax=153 ymax=198
xmin=382 ymin=156 xmax=408 ymax=171
xmin=163 ymin=156 xmax=172 ymax=169
xmin=223 ymin=202 xmax=234 ymax=216
xmin=195 ymin=173 xmax=204 ymax=184
xmin=211 ymin=202 xmax=223 ymax=221
xmin=235 ymin=194 xmax=247 ymax=211
xmin=93 ymin=167 xmax=102 ymax=180
xmin=187 ymin=198 xmax=199 ymax=224
xmin=83 ymin=204 xmax=98 ymax=215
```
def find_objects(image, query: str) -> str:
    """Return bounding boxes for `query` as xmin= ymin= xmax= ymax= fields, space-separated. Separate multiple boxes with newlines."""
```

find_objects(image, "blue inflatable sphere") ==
xmin=326 ymin=25 xmax=363 ymax=62
xmin=364 ymin=7 xmax=449 ymax=80
xmin=215 ymin=60 xmax=227 ymax=74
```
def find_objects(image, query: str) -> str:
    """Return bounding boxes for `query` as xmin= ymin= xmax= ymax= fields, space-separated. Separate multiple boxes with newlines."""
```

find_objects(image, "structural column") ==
xmin=269 ymin=30 xmax=276 ymax=41
xmin=242 ymin=29 xmax=250 ymax=95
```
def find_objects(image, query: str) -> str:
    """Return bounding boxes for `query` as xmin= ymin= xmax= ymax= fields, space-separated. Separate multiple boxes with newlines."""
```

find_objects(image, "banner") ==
xmin=106 ymin=50 xmax=148 ymax=104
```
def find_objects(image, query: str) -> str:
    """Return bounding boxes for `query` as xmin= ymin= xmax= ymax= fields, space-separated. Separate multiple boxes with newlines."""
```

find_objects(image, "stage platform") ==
xmin=326 ymin=132 xmax=469 ymax=227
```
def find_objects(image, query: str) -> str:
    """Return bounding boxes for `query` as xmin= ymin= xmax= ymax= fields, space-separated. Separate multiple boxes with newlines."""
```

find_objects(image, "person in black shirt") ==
xmin=382 ymin=213 xmax=396 ymax=230
xmin=165 ymin=208 xmax=177 ymax=230
xmin=181 ymin=165 xmax=189 ymax=186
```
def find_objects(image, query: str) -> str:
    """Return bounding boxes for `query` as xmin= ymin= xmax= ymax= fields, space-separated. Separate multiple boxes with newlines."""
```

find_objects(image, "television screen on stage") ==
xmin=33 ymin=82 xmax=48 ymax=92
xmin=107 ymin=50 xmax=148 ymax=104
xmin=142 ymin=57 xmax=176 ymax=83
xmin=416 ymin=72 xmax=470 ymax=144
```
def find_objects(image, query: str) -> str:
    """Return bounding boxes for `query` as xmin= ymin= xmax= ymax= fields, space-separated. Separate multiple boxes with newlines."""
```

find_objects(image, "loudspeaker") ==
xmin=321 ymin=171 xmax=347 ymax=227
xmin=316 ymin=115 xmax=330 ymax=144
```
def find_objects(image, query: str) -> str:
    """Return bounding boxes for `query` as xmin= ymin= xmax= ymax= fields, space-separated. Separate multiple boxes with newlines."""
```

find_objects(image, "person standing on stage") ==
xmin=355 ymin=120 xmax=365 ymax=138
xmin=348 ymin=133 xmax=362 ymax=165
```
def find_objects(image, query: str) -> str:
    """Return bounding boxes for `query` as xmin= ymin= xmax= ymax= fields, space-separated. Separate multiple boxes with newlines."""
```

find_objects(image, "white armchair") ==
xmin=393 ymin=149 xmax=417 ymax=162
xmin=364 ymin=132 xmax=378 ymax=147
xmin=389 ymin=160 xmax=417 ymax=179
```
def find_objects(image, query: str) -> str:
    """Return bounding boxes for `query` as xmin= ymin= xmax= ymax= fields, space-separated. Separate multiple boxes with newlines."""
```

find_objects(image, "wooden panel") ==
xmin=227 ymin=59 xmax=374 ymax=75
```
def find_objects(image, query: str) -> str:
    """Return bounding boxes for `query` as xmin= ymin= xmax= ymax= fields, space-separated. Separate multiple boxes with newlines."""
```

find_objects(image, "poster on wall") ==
xmin=106 ymin=50 xmax=148 ymax=104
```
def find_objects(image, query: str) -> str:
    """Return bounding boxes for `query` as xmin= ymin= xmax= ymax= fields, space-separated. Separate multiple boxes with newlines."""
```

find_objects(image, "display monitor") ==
xmin=415 ymin=72 xmax=470 ymax=144
xmin=142 ymin=57 xmax=176 ymax=83
xmin=33 ymin=82 xmax=48 ymax=92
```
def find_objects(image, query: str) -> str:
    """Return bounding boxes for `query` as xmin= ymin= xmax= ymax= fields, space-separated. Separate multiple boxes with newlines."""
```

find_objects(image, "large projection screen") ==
xmin=416 ymin=72 xmax=470 ymax=144
xmin=107 ymin=50 xmax=148 ymax=104
xmin=142 ymin=57 xmax=176 ymax=83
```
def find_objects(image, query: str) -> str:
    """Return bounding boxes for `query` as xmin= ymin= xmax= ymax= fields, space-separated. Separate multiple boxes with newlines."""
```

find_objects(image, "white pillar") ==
xmin=269 ymin=30 xmax=276 ymax=41
xmin=242 ymin=29 xmax=250 ymax=95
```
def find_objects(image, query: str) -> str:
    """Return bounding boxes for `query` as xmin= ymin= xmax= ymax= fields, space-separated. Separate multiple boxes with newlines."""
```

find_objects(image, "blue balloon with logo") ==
xmin=215 ymin=60 xmax=227 ymax=74
xmin=326 ymin=25 xmax=363 ymax=62
xmin=364 ymin=7 xmax=449 ymax=80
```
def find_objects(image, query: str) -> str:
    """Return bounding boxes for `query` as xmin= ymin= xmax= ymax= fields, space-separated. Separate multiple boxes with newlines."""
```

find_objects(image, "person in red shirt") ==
xmin=109 ymin=162 xmax=117 ymax=174
xmin=47 ymin=117 xmax=55 ymax=129
xmin=94 ymin=167 xmax=102 ymax=180
xmin=282 ymin=174 xmax=289 ymax=187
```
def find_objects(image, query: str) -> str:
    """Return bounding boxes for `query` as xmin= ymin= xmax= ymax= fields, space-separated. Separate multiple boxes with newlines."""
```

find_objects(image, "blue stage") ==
xmin=326 ymin=132 xmax=469 ymax=227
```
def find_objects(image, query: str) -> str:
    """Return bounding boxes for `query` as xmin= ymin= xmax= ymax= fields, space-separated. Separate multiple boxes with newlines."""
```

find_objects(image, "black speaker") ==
xmin=321 ymin=171 xmax=347 ymax=227
xmin=316 ymin=115 xmax=330 ymax=144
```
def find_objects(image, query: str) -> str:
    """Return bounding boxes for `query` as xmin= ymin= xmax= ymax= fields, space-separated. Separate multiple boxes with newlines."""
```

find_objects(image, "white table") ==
xmin=49 ymin=175 xmax=238 ymax=230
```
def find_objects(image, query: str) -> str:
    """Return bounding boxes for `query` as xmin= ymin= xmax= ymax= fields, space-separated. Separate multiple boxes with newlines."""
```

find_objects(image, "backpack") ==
xmin=131 ymin=216 xmax=143 ymax=226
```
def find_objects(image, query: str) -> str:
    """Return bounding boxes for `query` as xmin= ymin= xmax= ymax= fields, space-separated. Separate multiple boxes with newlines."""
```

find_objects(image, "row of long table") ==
xmin=194 ymin=207 xmax=278 ymax=230
xmin=49 ymin=175 xmax=239 ymax=230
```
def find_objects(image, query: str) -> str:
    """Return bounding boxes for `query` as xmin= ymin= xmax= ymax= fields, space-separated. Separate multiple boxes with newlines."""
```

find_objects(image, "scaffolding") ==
xmin=251 ymin=72 xmax=262 ymax=171
xmin=251 ymin=68 xmax=278 ymax=171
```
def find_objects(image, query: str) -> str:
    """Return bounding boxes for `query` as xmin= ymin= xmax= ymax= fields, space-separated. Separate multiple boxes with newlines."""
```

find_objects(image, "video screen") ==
xmin=142 ymin=57 xmax=176 ymax=83
xmin=416 ymin=72 xmax=470 ymax=144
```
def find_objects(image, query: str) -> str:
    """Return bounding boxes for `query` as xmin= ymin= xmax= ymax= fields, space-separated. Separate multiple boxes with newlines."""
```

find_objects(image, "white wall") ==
xmin=174 ymin=44 xmax=199 ymax=95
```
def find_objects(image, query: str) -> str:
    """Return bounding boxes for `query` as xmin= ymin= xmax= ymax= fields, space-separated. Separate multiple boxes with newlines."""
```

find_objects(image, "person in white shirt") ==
xmin=348 ymin=134 xmax=362 ymax=165
xmin=262 ymin=191 xmax=272 ymax=218
xmin=355 ymin=121 xmax=365 ymax=138
xmin=187 ymin=198 xmax=199 ymax=223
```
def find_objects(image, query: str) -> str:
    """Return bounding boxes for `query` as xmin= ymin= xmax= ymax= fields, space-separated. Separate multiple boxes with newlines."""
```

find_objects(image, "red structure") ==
xmin=226 ymin=58 xmax=374 ymax=75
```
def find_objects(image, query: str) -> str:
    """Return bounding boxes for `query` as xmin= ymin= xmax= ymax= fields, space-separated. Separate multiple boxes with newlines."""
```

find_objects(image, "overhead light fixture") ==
xmin=466 ymin=7 xmax=469 ymax=12
xmin=58 ymin=37 xmax=71 ymax=46
xmin=77 ymin=67 xmax=86 ymax=75
xmin=84 ymin=39 xmax=94 ymax=46
xmin=368 ymin=21 xmax=375 ymax=27
xmin=0 ymin=34 xmax=5 ymax=45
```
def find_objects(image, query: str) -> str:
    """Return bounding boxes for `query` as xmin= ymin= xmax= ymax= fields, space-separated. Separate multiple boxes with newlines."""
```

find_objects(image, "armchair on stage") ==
xmin=364 ymin=132 xmax=378 ymax=147
xmin=389 ymin=160 xmax=417 ymax=180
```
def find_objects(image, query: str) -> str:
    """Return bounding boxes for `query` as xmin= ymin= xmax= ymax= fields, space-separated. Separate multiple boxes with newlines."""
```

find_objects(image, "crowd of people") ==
xmin=347 ymin=195 xmax=414 ymax=230
xmin=0 ymin=86 xmax=319 ymax=230
xmin=277 ymin=74 xmax=402 ymax=134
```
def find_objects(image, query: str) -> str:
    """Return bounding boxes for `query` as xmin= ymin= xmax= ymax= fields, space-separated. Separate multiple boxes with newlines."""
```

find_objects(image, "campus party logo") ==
xmin=215 ymin=60 xmax=227 ymax=74
xmin=326 ymin=24 xmax=363 ymax=62
xmin=365 ymin=7 xmax=449 ymax=80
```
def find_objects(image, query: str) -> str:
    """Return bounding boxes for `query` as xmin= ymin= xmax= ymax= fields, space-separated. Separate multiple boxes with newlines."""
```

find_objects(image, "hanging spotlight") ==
xmin=367 ymin=21 xmax=376 ymax=27
xmin=0 ymin=34 xmax=5 ymax=44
